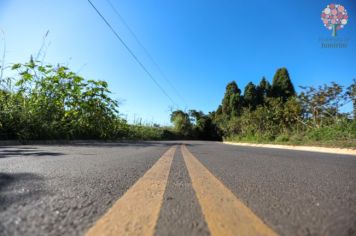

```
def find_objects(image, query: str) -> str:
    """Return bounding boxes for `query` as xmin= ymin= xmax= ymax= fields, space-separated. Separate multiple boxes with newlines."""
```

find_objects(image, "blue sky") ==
xmin=0 ymin=0 xmax=355 ymax=125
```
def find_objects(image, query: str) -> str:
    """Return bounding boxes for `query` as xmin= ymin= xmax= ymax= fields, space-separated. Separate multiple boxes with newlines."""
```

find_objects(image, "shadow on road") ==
xmin=56 ymin=140 xmax=206 ymax=148
xmin=0 ymin=147 xmax=65 ymax=158
xmin=0 ymin=140 xmax=210 ymax=149
xmin=0 ymin=172 xmax=46 ymax=209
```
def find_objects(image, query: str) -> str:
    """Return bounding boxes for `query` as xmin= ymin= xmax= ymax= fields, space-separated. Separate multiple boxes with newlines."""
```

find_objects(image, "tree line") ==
xmin=170 ymin=68 xmax=356 ymax=147
xmin=0 ymin=58 xmax=178 ymax=141
xmin=1 ymin=58 xmax=355 ymax=146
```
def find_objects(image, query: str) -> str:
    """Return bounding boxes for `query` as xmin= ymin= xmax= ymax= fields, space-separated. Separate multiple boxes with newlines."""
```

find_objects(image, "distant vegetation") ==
xmin=0 ymin=58 xmax=176 ymax=141
xmin=1 ymin=58 xmax=355 ymax=147
xmin=170 ymin=68 xmax=356 ymax=147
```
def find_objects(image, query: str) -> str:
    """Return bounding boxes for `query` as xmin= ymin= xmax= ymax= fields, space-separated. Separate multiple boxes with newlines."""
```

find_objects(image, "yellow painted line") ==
xmin=181 ymin=145 xmax=278 ymax=236
xmin=86 ymin=146 xmax=176 ymax=236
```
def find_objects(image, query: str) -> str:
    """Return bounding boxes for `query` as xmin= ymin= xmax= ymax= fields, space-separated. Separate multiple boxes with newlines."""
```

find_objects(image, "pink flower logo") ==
xmin=321 ymin=4 xmax=348 ymax=36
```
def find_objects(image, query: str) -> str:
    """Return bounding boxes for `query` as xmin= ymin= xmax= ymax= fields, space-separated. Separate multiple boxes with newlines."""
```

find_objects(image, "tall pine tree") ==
xmin=271 ymin=68 xmax=295 ymax=101
xmin=221 ymin=81 xmax=242 ymax=117
xmin=243 ymin=82 xmax=258 ymax=109
xmin=256 ymin=77 xmax=271 ymax=105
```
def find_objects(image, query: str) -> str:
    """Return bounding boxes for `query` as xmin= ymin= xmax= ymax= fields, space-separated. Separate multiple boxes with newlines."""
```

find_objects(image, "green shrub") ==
xmin=0 ymin=59 xmax=127 ymax=140
xmin=275 ymin=134 xmax=290 ymax=142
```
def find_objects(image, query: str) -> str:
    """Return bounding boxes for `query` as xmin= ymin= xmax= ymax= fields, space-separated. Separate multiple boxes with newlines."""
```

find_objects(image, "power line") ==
xmin=35 ymin=30 xmax=50 ymax=62
xmin=87 ymin=0 xmax=179 ymax=108
xmin=105 ymin=0 xmax=188 ymax=107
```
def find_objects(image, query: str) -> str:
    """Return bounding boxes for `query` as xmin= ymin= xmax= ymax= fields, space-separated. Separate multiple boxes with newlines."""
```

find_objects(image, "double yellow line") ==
xmin=87 ymin=145 xmax=277 ymax=236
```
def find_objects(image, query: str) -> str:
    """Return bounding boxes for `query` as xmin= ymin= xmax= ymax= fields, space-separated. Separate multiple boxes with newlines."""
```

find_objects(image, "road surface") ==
xmin=0 ymin=141 xmax=355 ymax=236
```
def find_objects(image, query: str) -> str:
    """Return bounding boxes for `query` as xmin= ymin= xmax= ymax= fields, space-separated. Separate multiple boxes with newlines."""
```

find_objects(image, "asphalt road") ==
xmin=0 ymin=141 xmax=355 ymax=236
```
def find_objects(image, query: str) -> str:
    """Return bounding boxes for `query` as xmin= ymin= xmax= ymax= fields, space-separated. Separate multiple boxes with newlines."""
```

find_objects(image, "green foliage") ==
xmin=226 ymin=118 xmax=355 ymax=148
xmin=1 ymin=58 xmax=225 ymax=142
xmin=243 ymin=82 xmax=258 ymax=109
xmin=299 ymin=82 xmax=350 ymax=127
xmin=221 ymin=81 xmax=243 ymax=117
xmin=271 ymin=68 xmax=295 ymax=101
xmin=189 ymin=110 xmax=220 ymax=140
xmin=346 ymin=78 xmax=356 ymax=119
xmin=169 ymin=109 xmax=221 ymax=140
xmin=220 ymin=97 xmax=300 ymax=139
xmin=0 ymin=59 xmax=165 ymax=141
xmin=170 ymin=110 xmax=192 ymax=137
xmin=305 ymin=119 xmax=356 ymax=142
xmin=275 ymin=134 xmax=289 ymax=142
xmin=256 ymin=77 xmax=271 ymax=105
xmin=2 ymin=59 xmax=354 ymax=146
xmin=215 ymin=69 xmax=355 ymax=147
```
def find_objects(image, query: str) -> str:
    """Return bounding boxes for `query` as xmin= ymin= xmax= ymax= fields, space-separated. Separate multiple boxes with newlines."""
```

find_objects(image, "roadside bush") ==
xmin=275 ymin=134 xmax=290 ymax=142
xmin=305 ymin=119 xmax=356 ymax=142
xmin=0 ymin=58 xmax=125 ymax=140
xmin=214 ymin=76 xmax=356 ymax=147
xmin=289 ymin=133 xmax=303 ymax=143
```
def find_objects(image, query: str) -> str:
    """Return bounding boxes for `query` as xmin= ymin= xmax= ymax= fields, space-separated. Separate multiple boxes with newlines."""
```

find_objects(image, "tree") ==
xmin=189 ymin=110 xmax=208 ymax=139
xmin=243 ymin=82 xmax=258 ymax=109
xmin=170 ymin=110 xmax=192 ymax=137
xmin=325 ymin=82 xmax=344 ymax=119
xmin=346 ymin=79 xmax=356 ymax=119
xmin=299 ymin=82 xmax=346 ymax=127
xmin=256 ymin=77 xmax=271 ymax=105
xmin=188 ymin=110 xmax=221 ymax=140
xmin=216 ymin=105 xmax=222 ymax=116
xmin=221 ymin=81 xmax=243 ymax=117
xmin=271 ymin=68 xmax=295 ymax=101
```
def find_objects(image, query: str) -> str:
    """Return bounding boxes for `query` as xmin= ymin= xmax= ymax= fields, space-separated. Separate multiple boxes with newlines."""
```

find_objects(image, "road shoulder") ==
xmin=223 ymin=141 xmax=356 ymax=156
